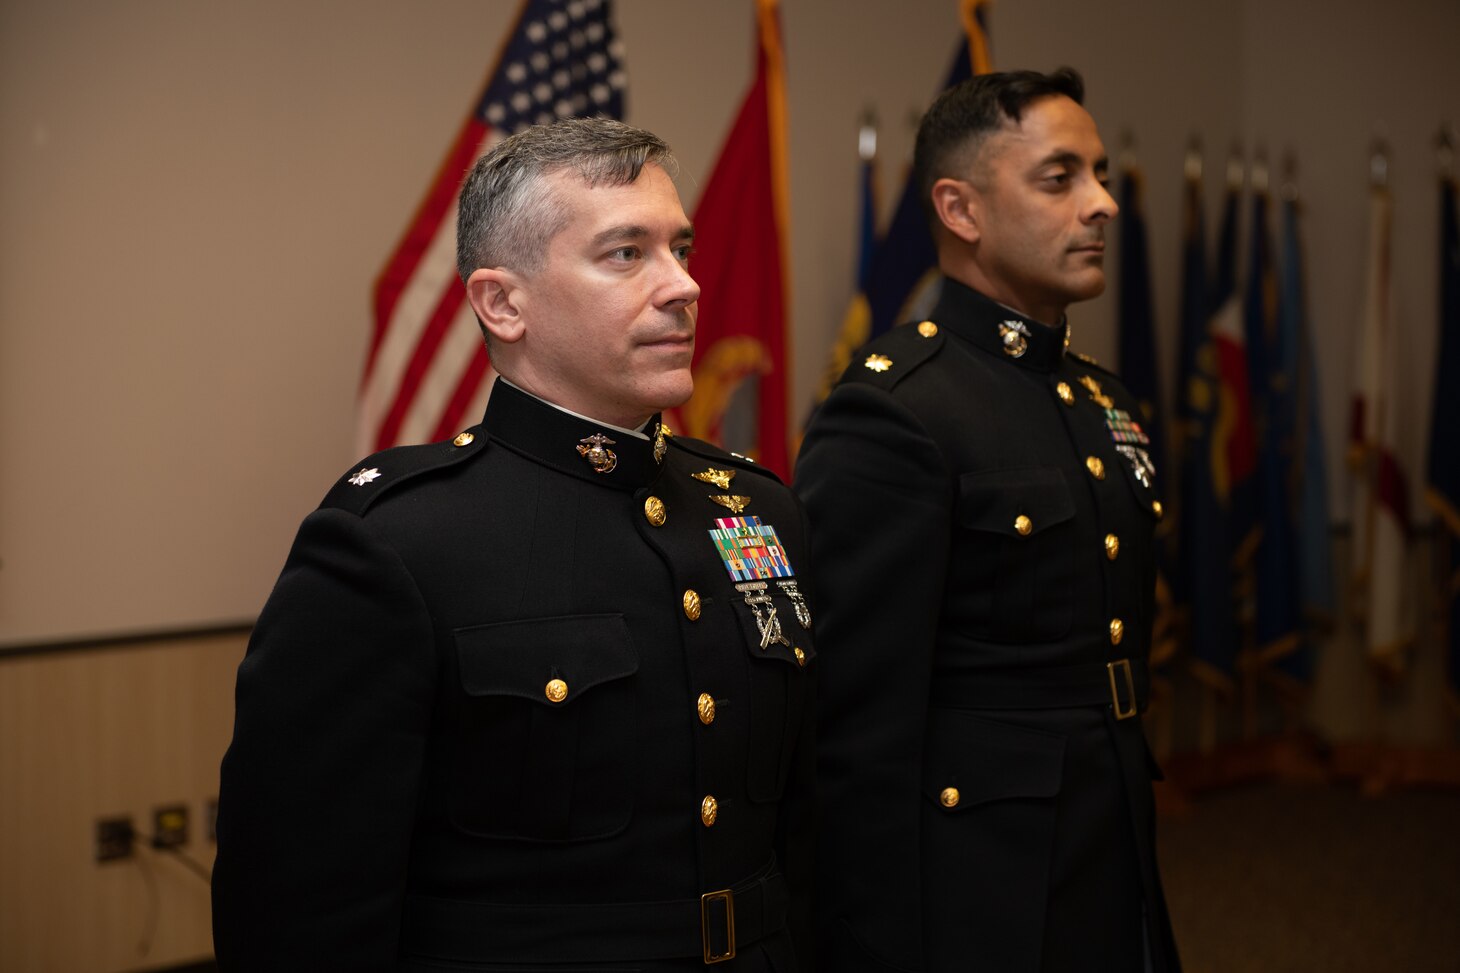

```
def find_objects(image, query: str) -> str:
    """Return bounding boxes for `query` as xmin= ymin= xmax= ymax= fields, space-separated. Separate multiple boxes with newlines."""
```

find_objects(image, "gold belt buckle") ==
xmin=1107 ymin=658 xmax=1137 ymax=720
xmin=700 ymin=888 xmax=736 ymax=964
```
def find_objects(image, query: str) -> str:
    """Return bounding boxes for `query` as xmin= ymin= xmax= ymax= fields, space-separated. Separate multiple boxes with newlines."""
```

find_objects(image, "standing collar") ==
xmin=929 ymin=277 xmax=1070 ymax=372
xmin=484 ymin=380 xmax=664 ymax=490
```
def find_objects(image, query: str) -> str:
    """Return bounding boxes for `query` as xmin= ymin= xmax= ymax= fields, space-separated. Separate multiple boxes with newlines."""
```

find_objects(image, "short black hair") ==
xmin=913 ymin=67 xmax=1086 ymax=220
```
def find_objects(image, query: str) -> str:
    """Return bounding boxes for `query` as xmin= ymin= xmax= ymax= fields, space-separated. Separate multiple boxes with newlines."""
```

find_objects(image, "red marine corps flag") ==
xmin=664 ymin=0 xmax=792 ymax=478
xmin=359 ymin=0 xmax=626 ymax=453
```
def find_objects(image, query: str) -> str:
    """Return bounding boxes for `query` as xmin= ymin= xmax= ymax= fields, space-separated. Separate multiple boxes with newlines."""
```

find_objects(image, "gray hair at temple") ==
xmin=455 ymin=116 xmax=677 ymax=282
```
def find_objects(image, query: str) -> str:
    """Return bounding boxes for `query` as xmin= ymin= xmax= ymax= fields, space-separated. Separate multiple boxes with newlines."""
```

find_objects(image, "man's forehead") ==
xmin=967 ymin=98 xmax=1102 ymax=170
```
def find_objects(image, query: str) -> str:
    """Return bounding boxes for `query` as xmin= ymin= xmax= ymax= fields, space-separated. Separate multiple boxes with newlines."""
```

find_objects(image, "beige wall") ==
xmin=2 ymin=0 xmax=1458 ymax=969
xmin=0 ymin=633 xmax=242 ymax=972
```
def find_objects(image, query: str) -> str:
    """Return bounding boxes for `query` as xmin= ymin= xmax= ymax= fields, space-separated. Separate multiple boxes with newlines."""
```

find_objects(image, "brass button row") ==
xmin=644 ymin=495 xmax=667 ymax=526
xmin=1110 ymin=618 xmax=1124 ymax=645
xmin=1086 ymin=455 xmax=1105 ymax=480
xmin=940 ymin=786 xmax=960 ymax=808
xmin=698 ymin=692 xmax=716 ymax=725
xmin=1056 ymin=382 xmax=1075 ymax=405
xmin=1105 ymin=533 xmax=1120 ymax=560
xmin=545 ymin=678 xmax=568 ymax=703
xmin=701 ymin=794 xmax=718 ymax=827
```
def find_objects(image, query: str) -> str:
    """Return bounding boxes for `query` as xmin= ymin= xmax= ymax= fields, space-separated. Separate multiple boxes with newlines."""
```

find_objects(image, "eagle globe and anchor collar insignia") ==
xmin=998 ymin=319 xmax=1032 ymax=358
xmin=576 ymin=433 xmax=618 ymax=473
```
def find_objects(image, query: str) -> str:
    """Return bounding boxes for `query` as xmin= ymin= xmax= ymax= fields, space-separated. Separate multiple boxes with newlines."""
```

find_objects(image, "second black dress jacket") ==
xmin=795 ymin=278 xmax=1180 ymax=973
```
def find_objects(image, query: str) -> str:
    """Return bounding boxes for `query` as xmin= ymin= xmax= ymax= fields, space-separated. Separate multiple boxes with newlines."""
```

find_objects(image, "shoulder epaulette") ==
xmin=320 ymin=426 xmax=488 ymax=516
xmin=1069 ymin=350 xmax=1116 ymax=377
xmin=667 ymin=434 xmax=784 ymax=486
xmin=841 ymin=319 xmax=945 ymax=391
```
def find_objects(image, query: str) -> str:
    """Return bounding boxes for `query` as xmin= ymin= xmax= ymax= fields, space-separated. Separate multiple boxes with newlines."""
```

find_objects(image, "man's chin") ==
xmin=651 ymin=371 xmax=696 ymax=413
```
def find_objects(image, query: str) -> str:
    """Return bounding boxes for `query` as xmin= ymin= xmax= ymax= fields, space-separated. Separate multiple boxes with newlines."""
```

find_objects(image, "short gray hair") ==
xmin=456 ymin=117 xmax=676 ymax=281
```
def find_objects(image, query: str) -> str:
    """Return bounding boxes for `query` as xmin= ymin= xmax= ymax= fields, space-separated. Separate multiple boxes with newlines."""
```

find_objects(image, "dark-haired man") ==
xmin=214 ymin=118 xmax=815 ymax=971
xmin=796 ymin=69 xmax=1181 ymax=971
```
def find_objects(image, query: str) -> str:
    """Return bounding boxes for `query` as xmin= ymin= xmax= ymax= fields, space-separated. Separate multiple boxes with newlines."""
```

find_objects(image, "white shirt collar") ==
xmin=498 ymin=378 xmax=652 ymax=440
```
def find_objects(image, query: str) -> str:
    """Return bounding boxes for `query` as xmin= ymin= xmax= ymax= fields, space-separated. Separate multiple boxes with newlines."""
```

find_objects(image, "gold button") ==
xmin=1056 ymin=382 xmax=1074 ymax=405
xmin=701 ymin=795 xmax=718 ymax=827
xmin=452 ymin=432 xmax=475 ymax=447
xmin=682 ymin=589 xmax=702 ymax=621
xmin=1105 ymin=534 xmax=1120 ymax=560
xmin=1014 ymin=514 xmax=1032 ymax=536
xmin=1086 ymin=456 xmax=1106 ymax=480
xmin=1110 ymin=618 xmax=1124 ymax=645
xmin=917 ymin=320 xmax=939 ymax=338
xmin=794 ymin=646 xmax=806 ymax=667
xmin=1152 ymin=500 xmax=1164 ymax=520
xmin=545 ymin=678 xmax=568 ymax=703
xmin=940 ymin=787 xmax=960 ymax=808
xmin=643 ymin=496 xmax=666 ymax=526
xmin=697 ymin=692 xmax=716 ymax=725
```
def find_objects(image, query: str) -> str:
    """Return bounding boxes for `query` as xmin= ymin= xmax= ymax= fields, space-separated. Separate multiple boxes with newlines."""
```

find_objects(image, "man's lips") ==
xmin=641 ymin=332 xmax=694 ymax=348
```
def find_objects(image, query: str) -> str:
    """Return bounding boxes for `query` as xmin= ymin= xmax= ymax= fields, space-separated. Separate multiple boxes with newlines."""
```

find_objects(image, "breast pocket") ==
xmin=450 ymin=614 xmax=638 ymax=842
xmin=951 ymin=466 xmax=1077 ymax=643
xmin=727 ymin=581 xmax=815 ymax=803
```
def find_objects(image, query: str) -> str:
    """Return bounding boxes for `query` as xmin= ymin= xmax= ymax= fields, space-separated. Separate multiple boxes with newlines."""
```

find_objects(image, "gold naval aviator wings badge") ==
xmin=692 ymin=467 xmax=736 ymax=489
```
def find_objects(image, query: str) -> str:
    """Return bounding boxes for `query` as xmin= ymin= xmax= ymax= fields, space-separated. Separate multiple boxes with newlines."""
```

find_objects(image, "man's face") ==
xmin=509 ymin=163 xmax=698 ymax=428
xmin=960 ymin=95 xmax=1116 ymax=323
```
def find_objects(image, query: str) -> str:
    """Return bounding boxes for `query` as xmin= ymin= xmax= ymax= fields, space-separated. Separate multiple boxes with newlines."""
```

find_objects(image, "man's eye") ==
xmin=674 ymin=245 xmax=695 ymax=263
xmin=610 ymin=246 xmax=639 ymax=261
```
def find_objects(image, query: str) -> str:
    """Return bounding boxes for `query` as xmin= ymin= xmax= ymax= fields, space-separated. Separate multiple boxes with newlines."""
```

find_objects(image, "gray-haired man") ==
xmin=214 ymin=118 xmax=815 ymax=972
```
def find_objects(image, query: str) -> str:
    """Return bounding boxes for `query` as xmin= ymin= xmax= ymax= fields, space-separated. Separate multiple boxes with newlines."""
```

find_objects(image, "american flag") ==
xmin=359 ymin=0 xmax=626 ymax=454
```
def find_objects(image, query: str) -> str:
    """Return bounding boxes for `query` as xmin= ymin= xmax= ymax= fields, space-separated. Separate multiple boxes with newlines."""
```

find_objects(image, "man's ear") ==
xmin=465 ymin=267 xmax=526 ymax=345
xmin=930 ymin=177 xmax=981 ymax=245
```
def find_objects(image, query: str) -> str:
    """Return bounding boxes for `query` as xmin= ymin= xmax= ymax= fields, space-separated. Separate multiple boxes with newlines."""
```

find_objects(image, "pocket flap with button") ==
xmin=957 ymin=467 xmax=1076 ymax=537
xmin=455 ymin=613 xmax=638 ymax=705
xmin=921 ymin=708 xmax=1065 ymax=810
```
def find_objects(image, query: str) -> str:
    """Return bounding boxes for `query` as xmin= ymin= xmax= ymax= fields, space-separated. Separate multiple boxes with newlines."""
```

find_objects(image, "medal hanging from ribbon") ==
xmin=735 ymin=580 xmax=791 ymax=649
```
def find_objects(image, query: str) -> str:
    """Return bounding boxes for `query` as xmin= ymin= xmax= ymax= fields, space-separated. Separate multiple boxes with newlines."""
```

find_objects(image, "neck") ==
xmin=938 ymin=258 xmax=1067 ymax=327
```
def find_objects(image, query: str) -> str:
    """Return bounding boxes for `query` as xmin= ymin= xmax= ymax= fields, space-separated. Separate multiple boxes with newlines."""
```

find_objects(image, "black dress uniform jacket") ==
xmin=794 ymin=278 xmax=1180 ymax=973
xmin=213 ymin=381 xmax=816 ymax=972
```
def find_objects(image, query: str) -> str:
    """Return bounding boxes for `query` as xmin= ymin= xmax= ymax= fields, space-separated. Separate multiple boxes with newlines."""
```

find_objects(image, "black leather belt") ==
xmin=399 ymin=857 xmax=786 ymax=965
xmin=929 ymin=657 xmax=1149 ymax=717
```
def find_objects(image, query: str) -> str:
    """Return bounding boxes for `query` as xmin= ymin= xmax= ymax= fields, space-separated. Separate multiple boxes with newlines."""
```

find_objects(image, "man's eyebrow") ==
xmin=1031 ymin=150 xmax=1110 ymax=177
xmin=591 ymin=224 xmax=649 ymax=248
xmin=1035 ymin=150 xmax=1085 ymax=169
xmin=589 ymin=223 xmax=696 ymax=247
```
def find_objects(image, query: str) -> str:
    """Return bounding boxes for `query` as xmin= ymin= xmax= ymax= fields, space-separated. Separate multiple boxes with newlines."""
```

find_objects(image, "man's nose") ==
xmin=659 ymin=255 xmax=701 ymax=308
xmin=1086 ymin=180 xmax=1119 ymax=224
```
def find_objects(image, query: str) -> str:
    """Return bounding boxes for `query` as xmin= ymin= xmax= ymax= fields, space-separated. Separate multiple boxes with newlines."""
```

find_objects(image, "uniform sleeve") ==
xmin=793 ymin=382 xmax=951 ymax=972
xmin=212 ymin=508 xmax=436 ymax=971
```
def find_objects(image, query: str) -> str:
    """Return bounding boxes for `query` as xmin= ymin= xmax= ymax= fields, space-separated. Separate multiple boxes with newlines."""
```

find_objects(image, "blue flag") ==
xmin=1426 ymin=174 xmax=1460 ymax=704
xmin=1283 ymin=192 xmax=1334 ymax=684
xmin=1176 ymin=164 xmax=1241 ymax=690
xmin=1248 ymin=182 xmax=1304 ymax=678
